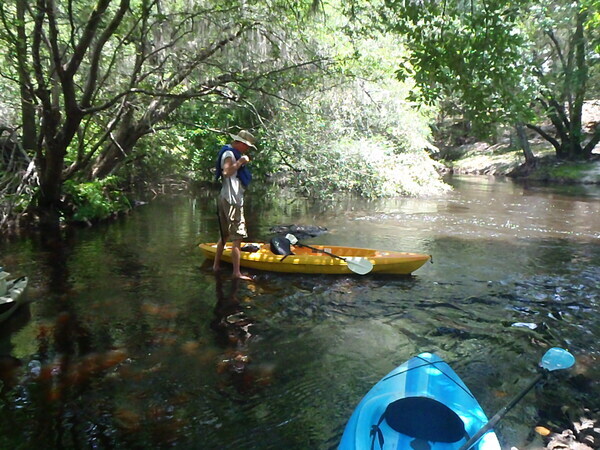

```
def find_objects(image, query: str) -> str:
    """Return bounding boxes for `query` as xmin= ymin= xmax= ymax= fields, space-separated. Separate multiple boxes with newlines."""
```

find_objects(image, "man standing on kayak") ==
xmin=213 ymin=129 xmax=256 ymax=280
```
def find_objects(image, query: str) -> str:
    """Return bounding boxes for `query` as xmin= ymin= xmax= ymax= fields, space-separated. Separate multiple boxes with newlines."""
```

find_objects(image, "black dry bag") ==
xmin=270 ymin=237 xmax=294 ymax=256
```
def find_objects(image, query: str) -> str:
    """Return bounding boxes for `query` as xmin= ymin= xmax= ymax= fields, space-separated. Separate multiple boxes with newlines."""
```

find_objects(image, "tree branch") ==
xmin=583 ymin=124 xmax=600 ymax=156
xmin=548 ymin=98 xmax=570 ymax=130
xmin=545 ymin=29 xmax=566 ymax=71
xmin=64 ymin=0 xmax=112 ymax=77
xmin=167 ymin=22 xmax=259 ymax=90
xmin=525 ymin=123 xmax=561 ymax=152
xmin=82 ymin=0 xmax=130 ymax=107
xmin=45 ymin=0 xmax=69 ymax=83
xmin=32 ymin=0 xmax=55 ymax=158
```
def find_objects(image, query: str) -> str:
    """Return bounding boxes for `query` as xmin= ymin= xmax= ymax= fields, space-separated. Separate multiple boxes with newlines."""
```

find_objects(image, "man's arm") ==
xmin=222 ymin=155 xmax=249 ymax=177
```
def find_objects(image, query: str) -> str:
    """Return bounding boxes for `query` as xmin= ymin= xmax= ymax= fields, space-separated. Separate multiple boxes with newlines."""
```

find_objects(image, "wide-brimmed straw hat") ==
xmin=229 ymin=130 xmax=257 ymax=148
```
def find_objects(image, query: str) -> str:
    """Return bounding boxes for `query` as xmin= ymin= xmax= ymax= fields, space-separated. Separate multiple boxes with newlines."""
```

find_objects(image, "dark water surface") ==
xmin=1 ymin=176 xmax=599 ymax=449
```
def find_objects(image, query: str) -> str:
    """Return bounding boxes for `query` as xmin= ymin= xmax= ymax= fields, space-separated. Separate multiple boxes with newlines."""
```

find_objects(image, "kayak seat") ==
xmin=383 ymin=396 xmax=466 ymax=443
xmin=270 ymin=237 xmax=294 ymax=261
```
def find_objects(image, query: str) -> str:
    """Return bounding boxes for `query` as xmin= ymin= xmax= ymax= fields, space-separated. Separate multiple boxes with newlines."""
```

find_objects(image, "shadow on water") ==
xmin=0 ymin=179 xmax=599 ymax=449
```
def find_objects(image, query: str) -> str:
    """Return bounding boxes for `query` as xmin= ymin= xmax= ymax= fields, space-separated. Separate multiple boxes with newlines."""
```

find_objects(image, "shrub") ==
xmin=63 ymin=177 xmax=131 ymax=223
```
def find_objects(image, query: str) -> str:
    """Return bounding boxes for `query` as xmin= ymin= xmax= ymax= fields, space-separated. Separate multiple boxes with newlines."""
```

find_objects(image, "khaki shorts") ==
xmin=218 ymin=197 xmax=248 ymax=241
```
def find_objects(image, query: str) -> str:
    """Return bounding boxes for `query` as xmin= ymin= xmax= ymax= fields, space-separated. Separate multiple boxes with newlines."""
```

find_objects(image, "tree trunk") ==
xmin=34 ymin=103 xmax=84 ymax=226
xmin=36 ymin=141 xmax=65 ymax=226
xmin=16 ymin=0 xmax=36 ymax=153
xmin=567 ymin=8 xmax=588 ymax=159
xmin=91 ymin=123 xmax=146 ymax=179
xmin=90 ymin=98 xmax=186 ymax=179
xmin=515 ymin=122 xmax=536 ymax=166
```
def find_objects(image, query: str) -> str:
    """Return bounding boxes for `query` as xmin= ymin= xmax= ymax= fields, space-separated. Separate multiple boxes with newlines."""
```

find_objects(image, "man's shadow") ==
xmin=211 ymin=275 xmax=257 ymax=395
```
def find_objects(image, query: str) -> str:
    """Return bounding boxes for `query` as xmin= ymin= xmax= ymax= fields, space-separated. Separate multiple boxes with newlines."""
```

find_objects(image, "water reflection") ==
xmin=0 ymin=354 xmax=21 ymax=399
xmin=0 ymin=318 xmax=25 ymax=400
xmin=212 ymin=275 xmax=259 ymax=396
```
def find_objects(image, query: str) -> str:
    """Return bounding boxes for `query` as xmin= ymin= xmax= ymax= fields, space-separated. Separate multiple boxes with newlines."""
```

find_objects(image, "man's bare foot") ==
xmin=233 ymin=273 xmax=253 ymax=281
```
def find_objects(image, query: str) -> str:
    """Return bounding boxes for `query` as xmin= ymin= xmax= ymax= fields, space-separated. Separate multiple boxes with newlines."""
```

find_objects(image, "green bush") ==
xmin=63 ymin=177 xmax=131 ymax=223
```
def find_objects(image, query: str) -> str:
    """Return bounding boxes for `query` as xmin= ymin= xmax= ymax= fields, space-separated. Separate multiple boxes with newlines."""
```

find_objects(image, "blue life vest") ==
xmin=215 ymin=144 xmax=252 ymax=188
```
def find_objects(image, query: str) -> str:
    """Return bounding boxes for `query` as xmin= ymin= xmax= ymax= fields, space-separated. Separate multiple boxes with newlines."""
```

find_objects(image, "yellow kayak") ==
xmin=199 ymin=242 xmax=431 ymax=275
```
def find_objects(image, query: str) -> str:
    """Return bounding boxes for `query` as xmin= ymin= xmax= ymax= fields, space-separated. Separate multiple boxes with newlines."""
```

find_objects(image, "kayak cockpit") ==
xmin=371 ymin=397 xmax=467 ymax=447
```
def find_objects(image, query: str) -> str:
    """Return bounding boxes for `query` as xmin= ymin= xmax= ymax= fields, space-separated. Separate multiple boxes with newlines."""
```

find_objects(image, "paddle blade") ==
xmin=346 ymin=257 xmax=373 ymax=275
xmin=540 ymin=348 xmax=575 ymax=372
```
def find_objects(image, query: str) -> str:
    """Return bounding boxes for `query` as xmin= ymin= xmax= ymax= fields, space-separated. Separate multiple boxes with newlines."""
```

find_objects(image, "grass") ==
xmin=527 ymin=159 xmax=600 ymax=183
xmin=444 ymin=142 xmax=554 ymax=175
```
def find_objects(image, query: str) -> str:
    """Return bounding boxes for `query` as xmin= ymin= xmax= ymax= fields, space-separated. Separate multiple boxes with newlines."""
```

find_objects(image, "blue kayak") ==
xmin=339 ymin=352 xmax=501 ymax=450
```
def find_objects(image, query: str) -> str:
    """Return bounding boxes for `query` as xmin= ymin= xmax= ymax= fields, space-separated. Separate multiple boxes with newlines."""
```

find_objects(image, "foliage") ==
xmin=586 ymin=0 xmax=600 ymax=97
xmin=63 ymin=177 xmax=131 ymax=223
xmin=159 ymin=5 xmax=448 ymax=199
xmin=265 ymin=77 xmax=448 ymax=198
xmin=0 ymin=0 xmax=334 ymax=227
xmin=118 ymin=127 xmax=191 ymax=187
xmin=373 ymin=0 xmax=600 ymax=159
xmin=232 ymin=9 xmax=449 ymax=199
xmin=382 ymin=0 xmax=539 ymax=131
xmin=168 ymin=101 xmax=258 ymax=182
xmin=583 ymin=0 xmax=600 ymax=53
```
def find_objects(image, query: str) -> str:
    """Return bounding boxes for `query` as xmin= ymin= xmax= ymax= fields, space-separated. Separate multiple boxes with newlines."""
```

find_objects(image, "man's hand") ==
xmin=239 ymin=155 xmax=250 ymax=165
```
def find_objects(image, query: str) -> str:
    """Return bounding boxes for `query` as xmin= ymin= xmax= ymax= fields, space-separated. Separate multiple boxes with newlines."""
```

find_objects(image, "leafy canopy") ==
xmin=380 ymin=0 xmax=540 ymax=132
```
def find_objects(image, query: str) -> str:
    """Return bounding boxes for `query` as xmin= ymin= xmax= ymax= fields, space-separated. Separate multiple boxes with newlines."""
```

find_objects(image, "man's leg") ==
xmin=213 ymin=197 xmax=229 ymax=272
xmin=231 ymin=239 xmax=252 ymax=280
xmin=213 ymin=238 xmax=225 ymax=272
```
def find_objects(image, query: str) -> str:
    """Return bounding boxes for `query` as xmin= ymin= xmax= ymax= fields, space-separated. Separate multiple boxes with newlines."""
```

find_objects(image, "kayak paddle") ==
xmin=284 ymin=234 xmax=374 ymax=275
xmin=459 ymin=347 xmax=575 ymax=450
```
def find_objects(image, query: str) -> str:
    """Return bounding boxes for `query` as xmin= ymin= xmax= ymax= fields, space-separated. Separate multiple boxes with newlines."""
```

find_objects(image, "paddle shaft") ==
xmin=459 ymin=373 xmax=544 ymax=450
xmin=295 ymin=243 xmax=349 ymax=262
xmin=284 ymin=234 xmax=372 ymax=274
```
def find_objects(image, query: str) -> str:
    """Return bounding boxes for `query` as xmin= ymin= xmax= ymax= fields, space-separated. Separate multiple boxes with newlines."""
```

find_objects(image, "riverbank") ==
xmin=438 ymin=101 xmax=600 ymax=184
xmin=441 ymin=141 xmax=600 ymax=184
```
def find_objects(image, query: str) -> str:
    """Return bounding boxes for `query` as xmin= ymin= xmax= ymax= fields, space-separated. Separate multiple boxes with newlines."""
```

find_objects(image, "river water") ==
xmin=0 ymin=175 xmax=599 ymax=449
